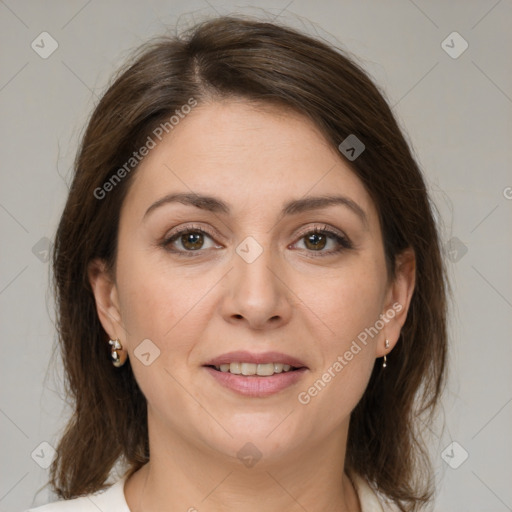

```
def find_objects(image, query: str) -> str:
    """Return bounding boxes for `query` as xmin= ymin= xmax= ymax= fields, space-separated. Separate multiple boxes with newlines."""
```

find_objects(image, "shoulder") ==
xmin=350 ymin=471 xmax=401 ymax=512
xmin=24 ymin=478 xmax=130 ymax=512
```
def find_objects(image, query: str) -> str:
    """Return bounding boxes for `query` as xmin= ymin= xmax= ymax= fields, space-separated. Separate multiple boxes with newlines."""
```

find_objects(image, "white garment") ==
xmin=25 ymin=472 xmax=386 ymax=512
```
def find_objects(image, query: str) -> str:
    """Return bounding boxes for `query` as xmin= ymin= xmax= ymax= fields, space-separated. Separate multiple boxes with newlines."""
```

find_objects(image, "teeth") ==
xmin=229 ymin=362 xmax=241 ymax=374
xmin=214 ymin=362 xmax=298 ymax=376
xmin=241 ymin=362 xmax=257 ymax=375
xmin=256 ymin=363 xmax=274 ymax=376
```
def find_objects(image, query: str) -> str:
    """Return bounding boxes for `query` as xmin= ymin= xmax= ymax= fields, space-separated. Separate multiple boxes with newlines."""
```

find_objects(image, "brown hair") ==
xmin=50 ymin=16 xmax=448 ymax=511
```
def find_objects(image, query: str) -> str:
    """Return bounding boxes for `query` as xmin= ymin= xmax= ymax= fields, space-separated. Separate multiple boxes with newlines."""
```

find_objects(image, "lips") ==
xmin=203 ymin=351 xmax=308 ymax=397
xmin=204 ymin=351 xmax=307 ymax=369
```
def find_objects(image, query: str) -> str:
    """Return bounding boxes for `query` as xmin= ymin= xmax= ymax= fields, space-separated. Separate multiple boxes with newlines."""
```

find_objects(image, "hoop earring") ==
xmin=383 ymin=339 xmax=390 ymax=368
xmin=109 ymin=338 xmax=127 ymax=367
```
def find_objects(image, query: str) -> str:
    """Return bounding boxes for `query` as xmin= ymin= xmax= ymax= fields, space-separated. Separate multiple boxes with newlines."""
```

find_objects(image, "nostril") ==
xmin=233 ymin=314 xmax=243 ymax=319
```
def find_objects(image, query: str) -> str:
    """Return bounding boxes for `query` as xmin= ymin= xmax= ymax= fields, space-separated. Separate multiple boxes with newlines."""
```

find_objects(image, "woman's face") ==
xmin=91 ymin=100 xmax=414 ymax=465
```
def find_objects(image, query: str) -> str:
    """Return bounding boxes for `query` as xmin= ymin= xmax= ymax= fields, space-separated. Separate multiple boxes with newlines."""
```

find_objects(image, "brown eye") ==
xmin=181 ymin=232 xmax=204 ymax=250
xmin=304 ymin=232 xmax=327 ymax=250
xmin=292 ymin=227 xmax=353 ymax=255
xmin=162 ymin=227 xmax=221 ymax=254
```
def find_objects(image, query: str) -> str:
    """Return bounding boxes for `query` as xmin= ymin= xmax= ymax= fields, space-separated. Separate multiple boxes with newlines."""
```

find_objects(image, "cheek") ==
xmin=297 ymin=256 xmax=386 ymax=345
xmin=296 ymin=276 xmax=380 ymax=426
xmin=295 ymin=256 xmax=386 ymax=421
xmin=299 ymin=353 xmax=375 ymax=435
xmin=115 ymin=251 xmax=211 ymax=415
xmin=115 ymin=246 xmax=208 ymax=338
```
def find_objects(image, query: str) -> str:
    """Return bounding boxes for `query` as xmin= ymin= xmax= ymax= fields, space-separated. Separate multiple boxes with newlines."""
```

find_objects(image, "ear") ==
xmin=377 ymin=247 xmax=416 ymax=357
xmin=88 ymin=258 xmax=123 ymax=341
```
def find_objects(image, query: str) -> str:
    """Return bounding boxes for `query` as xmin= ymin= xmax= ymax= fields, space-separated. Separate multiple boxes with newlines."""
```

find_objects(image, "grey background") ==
xmin=1 ymin=1 xmax=511 ymax=511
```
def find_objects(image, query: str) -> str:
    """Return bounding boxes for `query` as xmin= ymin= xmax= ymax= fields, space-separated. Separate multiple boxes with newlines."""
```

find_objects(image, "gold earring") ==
xmin=383 ymin=339 xmax=390 ymax=368
xmin=109 ymin=338 xmax=127 ymax=367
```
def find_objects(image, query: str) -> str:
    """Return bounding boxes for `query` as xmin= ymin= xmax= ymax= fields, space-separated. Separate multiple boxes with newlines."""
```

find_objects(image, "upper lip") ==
xmin=204 ymin=351 xmax=308 ymax=368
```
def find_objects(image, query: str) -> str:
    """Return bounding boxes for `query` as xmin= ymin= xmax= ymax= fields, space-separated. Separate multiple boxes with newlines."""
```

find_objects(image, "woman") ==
xmin=28 ymin=15 xmax=447 ymax=512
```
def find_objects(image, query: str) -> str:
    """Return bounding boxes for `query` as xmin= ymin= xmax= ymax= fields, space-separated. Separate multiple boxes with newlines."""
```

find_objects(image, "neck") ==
xmin=124 ymin=418 xmax=360 ymax=512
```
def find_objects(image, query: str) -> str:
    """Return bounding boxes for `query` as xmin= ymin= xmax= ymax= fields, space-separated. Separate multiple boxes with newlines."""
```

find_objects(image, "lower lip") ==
xmin=204 ymin=366 xmax=307 ymax=397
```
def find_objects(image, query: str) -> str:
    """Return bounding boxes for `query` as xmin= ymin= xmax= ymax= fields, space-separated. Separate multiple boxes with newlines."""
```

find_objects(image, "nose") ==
xmin=220 ymin=245 xmax=293 ymax=330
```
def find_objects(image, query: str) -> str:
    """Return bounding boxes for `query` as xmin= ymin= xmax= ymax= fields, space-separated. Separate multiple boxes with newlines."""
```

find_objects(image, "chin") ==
xmin=200 ymin=414 xmax=306 ymax=464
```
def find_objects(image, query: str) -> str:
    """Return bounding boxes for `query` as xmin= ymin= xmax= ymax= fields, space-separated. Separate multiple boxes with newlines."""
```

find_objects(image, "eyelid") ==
xmin=164 ymin=223 xmax=220 ymax=239
xmin=294 ymin=223 xmax=340 ymax=237
xmin=161 ymin=223 xmax=224 ymax=251
xmin=293 ymin=223 xmax=351 ymax=243
xmin=290 ymin=224 xmax=354 ymax=253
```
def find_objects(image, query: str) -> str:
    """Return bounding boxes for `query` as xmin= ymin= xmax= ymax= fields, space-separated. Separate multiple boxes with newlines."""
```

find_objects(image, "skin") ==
xmin=89 ymin=99 xmax=415 ymax=512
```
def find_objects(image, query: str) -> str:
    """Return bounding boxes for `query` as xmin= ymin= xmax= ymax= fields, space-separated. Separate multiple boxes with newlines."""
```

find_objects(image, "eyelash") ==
xmin=161 ymin=224 xmax=220 ymax=257
xmin=293 ymin=225 xmax=353 ymax=256
xmin=160 ymin=224 xmax=353 ymax=256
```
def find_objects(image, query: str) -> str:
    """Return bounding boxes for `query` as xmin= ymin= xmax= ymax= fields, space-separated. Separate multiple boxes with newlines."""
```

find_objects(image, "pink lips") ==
xmin=203 ymin=351 xmax=308 ymax=398
xmin=204 ymin=367 xmax=307 ymax=397
xmin=204 ymin=351 xmax=307 ymax=368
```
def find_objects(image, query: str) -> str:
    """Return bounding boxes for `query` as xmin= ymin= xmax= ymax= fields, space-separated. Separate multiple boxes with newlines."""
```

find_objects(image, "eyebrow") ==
xmin=144 ymin=193 xmax=230 ymax=218
xmin=143 ymin=192 xmax=368 ymax=227
xmin=281 ymin=196 xmax=368 ymax=228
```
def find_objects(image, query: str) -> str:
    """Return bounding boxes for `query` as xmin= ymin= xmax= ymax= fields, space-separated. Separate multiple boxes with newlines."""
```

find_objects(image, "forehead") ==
xmin=123 ymin=100 xmax=378 ymax=223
